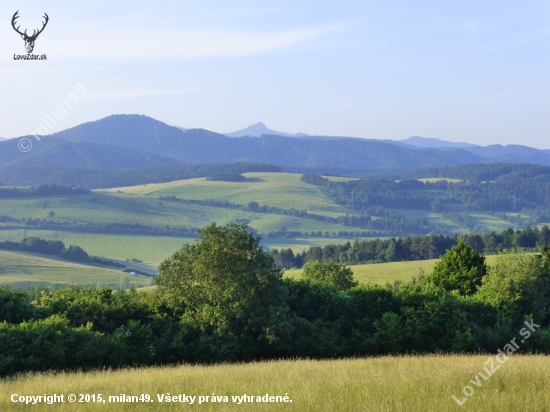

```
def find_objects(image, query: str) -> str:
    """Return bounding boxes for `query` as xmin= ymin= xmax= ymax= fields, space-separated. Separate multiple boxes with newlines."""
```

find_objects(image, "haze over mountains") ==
xmin=224 ymin=122 xmax=309 ymax=138
xmin=398 ymin=136 xmax=478 ymax=148
xmin=1 ymin=115 xmax=549 ymax=177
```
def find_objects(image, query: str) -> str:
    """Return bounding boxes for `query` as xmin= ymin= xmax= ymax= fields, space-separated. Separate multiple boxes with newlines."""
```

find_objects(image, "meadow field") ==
xmin=0 ymin=250 xmax=150 ymax=289
xmin=100 ymin=172 xmax=355 ymax=218
xmin=285 ymin=254 xmax=499 ymax=285
xmin=0 ymin=230 xmax=188 ymax=267
xmin=1 ymin=355 xmax=548 ymax=411
xmin=0 ymin=230 xmax=373 ymax=267
xmin=0 ymin=242 xmax=502 ymax=289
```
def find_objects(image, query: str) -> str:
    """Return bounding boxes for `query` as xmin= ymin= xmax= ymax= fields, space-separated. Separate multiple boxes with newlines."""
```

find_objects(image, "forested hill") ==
xmin=301 ymin=168 xmax=550 ymax=228
xmin=4 ymin=115 xmax=550 ymax=181
xmin=0 ymin=136 xmax=180 ymax=169
xmin=405 ymin=163 xmax=550 ymax=181
xmin=48 ymin=115 xmax=484 ymax=170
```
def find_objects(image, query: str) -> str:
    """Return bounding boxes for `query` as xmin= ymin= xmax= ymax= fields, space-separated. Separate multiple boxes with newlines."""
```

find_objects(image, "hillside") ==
xmin=464 ymin=144 xmax=550 ymax=164
xmin=49 ymin=115 xmax=485 ymax=170
xmin=0 ymin=250 xmax=150 ymax=289
xmin=3 ymin=116 xmax=550 ymax=178
xmin=398 ymin=136 xmax=478 ymax=148
xmin=0 ymin=170 xmax=543 ymax=270
xmin=0 ymin=136 xmax=180 ymax=169
xmin=0 ymin=163 xmax=281 ymax=188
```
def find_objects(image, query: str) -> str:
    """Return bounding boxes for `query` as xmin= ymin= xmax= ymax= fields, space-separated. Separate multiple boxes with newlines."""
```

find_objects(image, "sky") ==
xmin=0 ymin=0 xmax=548 ymax=147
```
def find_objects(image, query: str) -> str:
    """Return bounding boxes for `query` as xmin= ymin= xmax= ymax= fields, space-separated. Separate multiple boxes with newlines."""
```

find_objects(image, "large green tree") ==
xmin=428 ymin=239 xmax=487 ymax=295
xmin=155 ymin=222 xmax=292 ymax=351
xmin=302 ymin=259 xmax=358 ymax=290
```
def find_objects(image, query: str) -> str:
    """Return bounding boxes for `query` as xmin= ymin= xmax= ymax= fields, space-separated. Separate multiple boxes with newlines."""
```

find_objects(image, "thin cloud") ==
xmin=87 ymin=89 xmax=206 ymax=101
xmin=44 ymin=23 xmax=348 ymax=60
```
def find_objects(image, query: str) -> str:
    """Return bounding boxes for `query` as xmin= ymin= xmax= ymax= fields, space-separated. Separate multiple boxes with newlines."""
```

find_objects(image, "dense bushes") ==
xmin=1 ymin=224 xmax=550 ymax=376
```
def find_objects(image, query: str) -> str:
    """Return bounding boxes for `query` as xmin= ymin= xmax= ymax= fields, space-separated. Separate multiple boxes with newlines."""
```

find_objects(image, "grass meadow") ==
xmin=100 ymin=172 xmax=356 ymax=218
xmin=0 ymin=250 xmax=150 ymax=289
xmin=285 ymin=255 xmax=499 ymax=285
xmin=0 ymin=230 xmax=189 ymax=266
xmin=0 ymin=230 xmax=372 ymax=267
xmin=1 ymin=355 xmax=549 ymax=411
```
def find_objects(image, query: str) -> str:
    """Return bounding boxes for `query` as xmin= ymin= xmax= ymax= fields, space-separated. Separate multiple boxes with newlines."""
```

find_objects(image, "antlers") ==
xmin=11 ymin=11 xmax=49 ymax=40
xmin=33 ymin=13 xmax=49 ymax=39
xmin=11 ymin=11 xmax=25 ymax=36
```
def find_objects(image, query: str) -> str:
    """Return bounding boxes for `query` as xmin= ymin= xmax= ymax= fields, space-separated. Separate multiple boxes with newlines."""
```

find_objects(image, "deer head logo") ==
xmin=11 ymin=11 xmax=49 ymax=54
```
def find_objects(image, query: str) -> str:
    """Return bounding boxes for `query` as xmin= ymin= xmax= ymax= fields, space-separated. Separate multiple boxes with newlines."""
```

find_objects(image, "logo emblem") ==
xmin=11 ymin=11 xmax=49 ymax=54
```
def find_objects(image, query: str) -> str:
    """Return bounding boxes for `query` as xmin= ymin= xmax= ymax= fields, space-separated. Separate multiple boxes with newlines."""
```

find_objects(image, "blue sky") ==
xmin=0 ymin=0 xmax=548 ymax=147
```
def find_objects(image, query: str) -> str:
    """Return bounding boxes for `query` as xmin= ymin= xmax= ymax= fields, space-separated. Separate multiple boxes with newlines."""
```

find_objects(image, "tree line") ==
xmin=1 ymin=222 xmax=549 ymax=376
xmin=0 ymin=237 xmax=123 ymax=268
xmin=0 ymin=163 xmax=282 ymax=189
xmin=269 ymin=225 xmax=550 ymax=269
xmin=0 ymin=185 xmax=89 ymax=198
xmin=301 ymin=166 xmax=550 ymax=225
xmin=0 ymin=216 xmax=198 ymax=238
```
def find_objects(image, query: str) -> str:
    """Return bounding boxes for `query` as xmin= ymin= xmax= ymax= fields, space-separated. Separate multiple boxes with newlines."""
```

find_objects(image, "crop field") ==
xmin=1 ymin=355 xmax=548 ymax=411
xmin=0 ymin=250 xmax=150 ymax=289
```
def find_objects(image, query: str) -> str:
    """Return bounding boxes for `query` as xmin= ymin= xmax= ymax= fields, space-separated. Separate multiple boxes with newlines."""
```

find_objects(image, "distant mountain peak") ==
xmin=224 ymin=122 xmax=308 ymax=138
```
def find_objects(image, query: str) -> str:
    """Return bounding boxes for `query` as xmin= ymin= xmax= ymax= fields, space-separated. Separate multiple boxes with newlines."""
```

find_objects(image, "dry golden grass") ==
xmin=1 ymin=355 xmax=549 ymax=411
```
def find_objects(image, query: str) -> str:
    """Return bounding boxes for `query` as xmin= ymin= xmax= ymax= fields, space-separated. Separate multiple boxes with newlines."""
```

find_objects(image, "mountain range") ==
xmin=1 ymin=115 xmax=549 ymax=178
xmin=397 ymin=136 xmax=478 ymax=148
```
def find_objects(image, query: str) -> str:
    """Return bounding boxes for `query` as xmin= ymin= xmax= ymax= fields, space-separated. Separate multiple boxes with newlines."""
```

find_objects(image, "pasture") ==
xmin=0 ymin=230 xmax=188 ymax=266
xmin=0 ymin=230 xmax=372 ymax=267
xmin=0 ymin=250 xmax=150 ymax=289
xmin=99 ymin=172 xmax=357 ymax=217
xmin=285 ymin=254 xmax=499 ymax=285
xmin=1 ymin=355 xmax=548 ymax=411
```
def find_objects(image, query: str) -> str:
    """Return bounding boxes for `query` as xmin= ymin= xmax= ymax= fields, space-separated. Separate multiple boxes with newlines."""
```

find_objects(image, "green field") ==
xmin=286 ymin=255 xmax=499 ymax=285
xmin=0 ymin=230 xmax=370 ymax=267
xmin=100 ymin=173 xmax=356 ymax=218
xmin=1 ymin=355 xmax=548 ymax=411
xmin=0 ymin=250 xmax=150 ymax=289
xmin=0 ymin=230 xmax=188 ymax=267
xmin=0 ymin=177 xmax=369 ymax=240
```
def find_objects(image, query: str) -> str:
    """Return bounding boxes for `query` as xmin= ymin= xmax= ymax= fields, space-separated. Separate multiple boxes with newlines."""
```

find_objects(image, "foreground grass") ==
xmin=1 ymin=356 xmax=549 ymax=411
